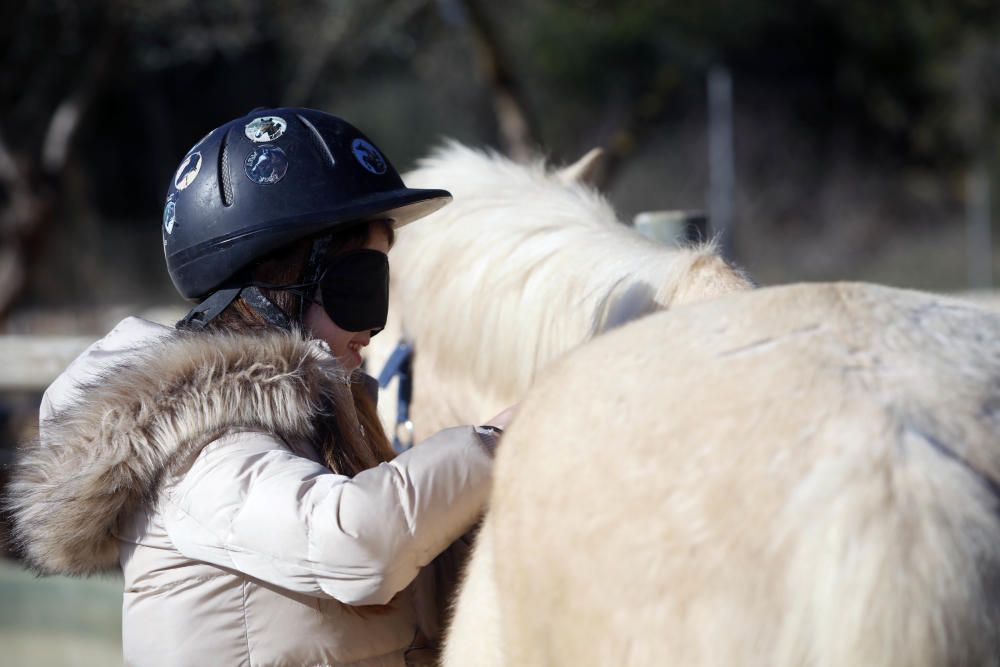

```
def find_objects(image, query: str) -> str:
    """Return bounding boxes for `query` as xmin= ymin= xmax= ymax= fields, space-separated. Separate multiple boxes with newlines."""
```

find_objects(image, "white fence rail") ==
xmin=2 ymin=292 xmax=999 ymax=392
xmin=0 ymin=336 xmax=96 ymax=391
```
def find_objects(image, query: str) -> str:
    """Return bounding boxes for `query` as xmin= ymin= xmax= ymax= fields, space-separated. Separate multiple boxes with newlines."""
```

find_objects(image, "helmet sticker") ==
xmin=163 ymin=195 xmax=177 ymax=235
xmin=245 ymin=116 xmax=287 ymax=143
xmin=174 ymin=152 xmax=202 ymax=191
xmin=352 ymin=138 xmax=387 ymax=175
xmin=244 ymin=145 xmax=289 ymax=185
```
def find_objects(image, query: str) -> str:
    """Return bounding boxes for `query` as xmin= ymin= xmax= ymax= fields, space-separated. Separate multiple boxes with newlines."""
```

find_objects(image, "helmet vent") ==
xmin=220 ymin=129 xmax=235 ymax=207
xmin=297 ymin=114 xmax=336 ymax=168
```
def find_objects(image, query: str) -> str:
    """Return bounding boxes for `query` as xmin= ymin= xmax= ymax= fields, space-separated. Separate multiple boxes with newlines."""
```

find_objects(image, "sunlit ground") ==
xmin=0 ymin=558 xmax=121 ymax=666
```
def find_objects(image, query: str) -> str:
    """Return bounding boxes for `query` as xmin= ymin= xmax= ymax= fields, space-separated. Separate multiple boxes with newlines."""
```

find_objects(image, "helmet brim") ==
xmin=343 ymin=187 xmax=453 ymax=228
xmin=167 ymin=187 xmax=452 ymax=300
xmin=250 ymin=186 xmax=453 ymax=237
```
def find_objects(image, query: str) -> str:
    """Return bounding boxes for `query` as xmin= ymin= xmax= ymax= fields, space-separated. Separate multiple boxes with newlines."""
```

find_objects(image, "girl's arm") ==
xmin=162 ymin=426 xmax=497 ymax=606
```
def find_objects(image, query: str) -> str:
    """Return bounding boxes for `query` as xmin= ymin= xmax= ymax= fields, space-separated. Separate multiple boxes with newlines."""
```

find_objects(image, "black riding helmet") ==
xmin=163 ymin=107 xmax=451 ymax=328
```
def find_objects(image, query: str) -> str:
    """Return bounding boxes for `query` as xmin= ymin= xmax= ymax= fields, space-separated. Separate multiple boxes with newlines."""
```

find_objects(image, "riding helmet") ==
xmin=162 ymin=107 xmax=451 ymax=301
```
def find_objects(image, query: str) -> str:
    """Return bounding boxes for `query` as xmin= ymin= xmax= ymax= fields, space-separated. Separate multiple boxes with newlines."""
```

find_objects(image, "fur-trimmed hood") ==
xmin=5 ymin=318 xmax=364 ymax=576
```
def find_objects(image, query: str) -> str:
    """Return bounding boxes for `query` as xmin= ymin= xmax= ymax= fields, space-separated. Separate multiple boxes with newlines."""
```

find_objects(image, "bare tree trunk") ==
xmin=452 ymin=0 xmax=540 ymax=162
xmin=577 ymin=67 xmax=680 ymax=192
xmin=0 ymin=26 xmax=120 ymax=321
xmin=0 ymin=127 xmax=53 ymax=322
xmin=283 ymin=0 xmax=432 ymax=107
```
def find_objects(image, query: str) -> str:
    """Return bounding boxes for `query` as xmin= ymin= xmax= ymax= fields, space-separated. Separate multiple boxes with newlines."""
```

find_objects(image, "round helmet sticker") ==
xmin=244 ymin=145 xmax=289 ymax=185
xmin=174 ymin=152 xmax=202 ymax=191
xmin=352 ymin=138 xmax=387 ymax=175
xmin=244 ymin=116 xmax=287 ymax=143
xmin=163 ymin=195 xmax=177 ymax=235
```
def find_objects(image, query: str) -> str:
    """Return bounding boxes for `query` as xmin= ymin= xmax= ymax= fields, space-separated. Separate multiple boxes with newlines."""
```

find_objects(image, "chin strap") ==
xmin=177 ymin=288 xmax=242 ymax=330
xmin=177 ymin=286 xmax=292 ymax=331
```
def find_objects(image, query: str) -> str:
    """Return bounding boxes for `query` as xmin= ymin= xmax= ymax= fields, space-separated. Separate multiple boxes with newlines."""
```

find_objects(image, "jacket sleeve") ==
xmin=161 ymin=427 xmax=495 ymax=605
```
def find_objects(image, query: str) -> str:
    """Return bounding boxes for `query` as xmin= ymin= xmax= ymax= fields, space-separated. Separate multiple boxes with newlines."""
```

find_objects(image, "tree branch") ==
xmin=41 ymin=24 xmax=120 ymax=174
xmin=453 ymin=0 xmax=540 ymax=161
xmin=0 ymin=22 xmax=121 ymax=322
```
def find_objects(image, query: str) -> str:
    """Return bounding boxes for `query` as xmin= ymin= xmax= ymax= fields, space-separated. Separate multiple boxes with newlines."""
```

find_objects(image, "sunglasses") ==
xmin=262 ymin=249 xmax=389 ymax=335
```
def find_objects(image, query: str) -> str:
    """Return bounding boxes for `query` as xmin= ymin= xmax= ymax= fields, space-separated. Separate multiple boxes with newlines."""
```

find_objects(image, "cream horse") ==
xmin=445 ymin=282 xmax=1000 ymax=666
xmin=367 ymin=142 xmax=752 ymax=440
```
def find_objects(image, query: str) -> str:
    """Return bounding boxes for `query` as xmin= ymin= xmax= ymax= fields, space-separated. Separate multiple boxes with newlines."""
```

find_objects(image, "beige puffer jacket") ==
xmin=7 ymin=317 xmax=496 ymax=667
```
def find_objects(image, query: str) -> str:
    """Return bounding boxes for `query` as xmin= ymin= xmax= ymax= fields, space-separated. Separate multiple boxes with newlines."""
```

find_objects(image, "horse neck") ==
xmin=470 ymin=236 xmax=744 ymax=393
xmin=393 ymin=217 xmax=751 ymax=407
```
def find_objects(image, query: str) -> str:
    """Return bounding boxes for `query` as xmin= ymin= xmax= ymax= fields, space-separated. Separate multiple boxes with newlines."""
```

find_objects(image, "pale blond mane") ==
xmin=388 ymin=141 xmax=742 ymax=403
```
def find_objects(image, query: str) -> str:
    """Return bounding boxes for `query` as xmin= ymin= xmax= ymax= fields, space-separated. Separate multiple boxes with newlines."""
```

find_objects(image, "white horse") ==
xmin=445 ymin=281 xmax=1000 ymax=666
xmin=367 ymin=142 xmax=752 ymax=441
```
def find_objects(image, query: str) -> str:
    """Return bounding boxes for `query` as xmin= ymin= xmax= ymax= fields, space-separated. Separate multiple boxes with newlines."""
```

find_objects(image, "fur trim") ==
xmin=5 ymin=328 xmax=361 ymax=576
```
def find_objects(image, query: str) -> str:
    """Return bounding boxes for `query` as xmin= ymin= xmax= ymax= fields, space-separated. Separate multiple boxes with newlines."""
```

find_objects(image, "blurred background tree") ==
xmin=1 ymin=0 xmax=999 ymax=320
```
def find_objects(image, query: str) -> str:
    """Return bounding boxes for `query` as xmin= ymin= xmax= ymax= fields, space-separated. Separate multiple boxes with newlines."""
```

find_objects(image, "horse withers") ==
xmin=445 ymin=282 xmax=1000 ymax=667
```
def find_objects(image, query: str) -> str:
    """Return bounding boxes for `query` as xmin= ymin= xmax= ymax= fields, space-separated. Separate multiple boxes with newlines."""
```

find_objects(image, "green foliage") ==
xmin=522 ymin=0 xmax=1000 ymax=160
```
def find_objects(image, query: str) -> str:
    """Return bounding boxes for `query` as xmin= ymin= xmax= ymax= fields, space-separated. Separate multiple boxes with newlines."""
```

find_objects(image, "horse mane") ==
xmin=392 ymin=141 xmax=748 ymax=402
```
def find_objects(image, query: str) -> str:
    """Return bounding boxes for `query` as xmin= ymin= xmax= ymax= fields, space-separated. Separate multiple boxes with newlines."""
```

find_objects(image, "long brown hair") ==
xmin=209 ymin=220 xmax=397 ymax=474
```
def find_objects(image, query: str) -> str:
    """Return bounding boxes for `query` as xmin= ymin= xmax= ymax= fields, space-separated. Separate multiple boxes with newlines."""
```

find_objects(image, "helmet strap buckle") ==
xmin=177 ymin=287 xmax=242 ymax=330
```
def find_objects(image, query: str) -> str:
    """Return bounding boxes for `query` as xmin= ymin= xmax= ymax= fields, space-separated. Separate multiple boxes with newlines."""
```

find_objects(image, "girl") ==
xmin=8 ymin=108 xmax=511 ymax=666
